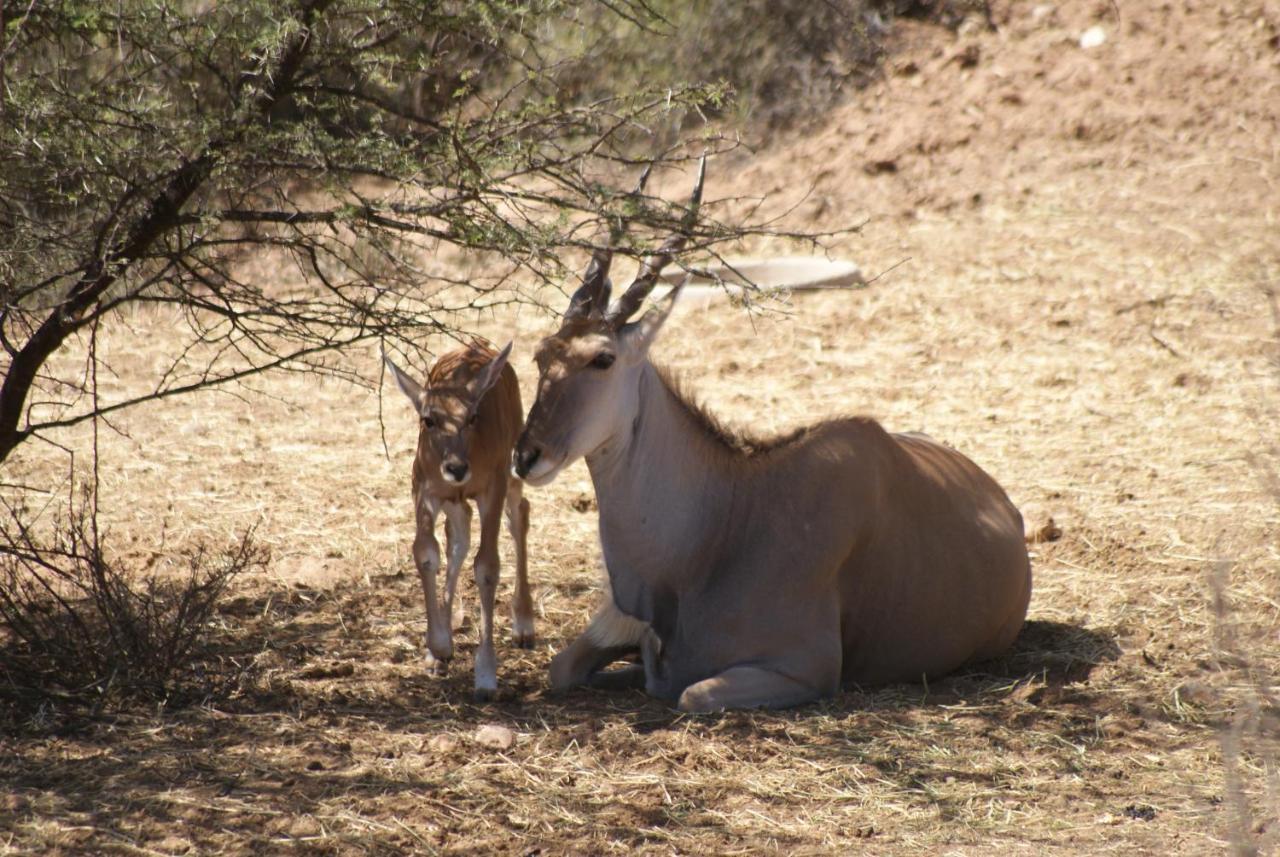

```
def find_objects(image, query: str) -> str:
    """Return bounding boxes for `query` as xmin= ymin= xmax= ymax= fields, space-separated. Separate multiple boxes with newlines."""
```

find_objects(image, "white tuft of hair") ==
xmin=583 ymin=596 xmax=648 ymax=648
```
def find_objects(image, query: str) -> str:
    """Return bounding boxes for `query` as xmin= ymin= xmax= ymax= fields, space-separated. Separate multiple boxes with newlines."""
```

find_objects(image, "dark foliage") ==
xmin=0 ymin=489 xmax=268 ymax=721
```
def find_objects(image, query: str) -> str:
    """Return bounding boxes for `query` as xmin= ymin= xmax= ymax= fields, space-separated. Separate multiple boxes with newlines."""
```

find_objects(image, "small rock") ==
xmin=427 ymin=733 xmax=459 ymax=754
xmin=1009 ymin=681 xmax=1046 ymax=706
xmin=957 ymin=15 xmax=987 ymax=38
xmin=1030 ymin=4 xmax=1055 ymax=24
xmin=1080 ymin=26 xmax=1107 ymax=49
xmin=1026 ymin=517 xmax=1064 ymax=544
xmin=286 ymin=816 xmax=322 ymax=838
xmin=1175 ymin=680 xmax=1215 ymax=706
xmin=950 ymin=43 xmax=981 ymax=69
xmin=1123 ymin=803 xmax=1157 ymax=821
xmin=1 ymin=793 xmax=29 ymax=813
xmin=295 ymin=661 xmax=355 ymax=680
xmin=475 ymin=724 xmax=517 ymax=751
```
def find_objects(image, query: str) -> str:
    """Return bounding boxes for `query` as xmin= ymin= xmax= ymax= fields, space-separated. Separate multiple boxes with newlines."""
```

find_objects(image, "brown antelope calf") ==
xmin=513 ymin=160 xmax=1032 ymax=711
xmin=385 ymin=340 xmax=532 ymax=700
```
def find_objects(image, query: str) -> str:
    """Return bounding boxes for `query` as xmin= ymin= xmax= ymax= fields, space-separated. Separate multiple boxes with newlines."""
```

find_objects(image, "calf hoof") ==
xmin=424 ymin=650 xmax=450 ymax=678
xmin=474 ymin=649 xmax=498 ymax=701
xmin=511 ymin=614 xmax=535 ymax=650
xmin=426 ymin=629 xmax=453 ymax=665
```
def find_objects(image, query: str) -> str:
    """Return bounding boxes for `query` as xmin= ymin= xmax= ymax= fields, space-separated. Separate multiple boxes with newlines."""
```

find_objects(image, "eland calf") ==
xmin=513 ymin=161 xmax=1031 ymax=712
xmin=385 ymin=340 xmax=532 ymax=700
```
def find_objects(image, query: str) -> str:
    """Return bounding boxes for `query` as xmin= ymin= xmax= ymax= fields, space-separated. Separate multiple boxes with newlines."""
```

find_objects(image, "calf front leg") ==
xmin=411 ymin=494 xmax=450 ymax=675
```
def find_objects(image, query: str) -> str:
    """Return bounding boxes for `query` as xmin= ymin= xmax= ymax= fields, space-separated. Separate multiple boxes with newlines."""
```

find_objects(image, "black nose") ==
xmin=513 ymin=445 xmax=540 ymax=479
xmin=444 ymin=460 xmax=469 ymax=482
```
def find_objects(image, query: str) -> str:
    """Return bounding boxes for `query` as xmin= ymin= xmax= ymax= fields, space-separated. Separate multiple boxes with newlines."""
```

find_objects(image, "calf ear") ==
xmin=471 ymin=341 xmax=513 ymax=401
xmin=383 ymin=354 xmax=425 ymax=412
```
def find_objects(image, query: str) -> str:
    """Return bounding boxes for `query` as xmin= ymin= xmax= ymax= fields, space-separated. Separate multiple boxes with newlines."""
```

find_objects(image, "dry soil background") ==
xmin=2 ymin=1 xmax=1279 ymax=854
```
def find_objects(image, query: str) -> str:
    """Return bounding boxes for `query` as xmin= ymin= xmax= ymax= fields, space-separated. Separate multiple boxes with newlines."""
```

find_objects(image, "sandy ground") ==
xmin=2 ymin=1 xmax=1279 ymax=853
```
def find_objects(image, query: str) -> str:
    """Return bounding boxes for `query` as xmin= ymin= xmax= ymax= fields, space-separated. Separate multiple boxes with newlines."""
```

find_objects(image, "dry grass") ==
xmin=2 ymin=2 xmax=1278 ymax=853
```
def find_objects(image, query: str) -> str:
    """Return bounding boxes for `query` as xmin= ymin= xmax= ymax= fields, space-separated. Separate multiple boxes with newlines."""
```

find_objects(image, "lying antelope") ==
xmin=385 ymin=340 xmax=532 ymax=700
xmin=513 ymin=160 xmax=1032 ymax=711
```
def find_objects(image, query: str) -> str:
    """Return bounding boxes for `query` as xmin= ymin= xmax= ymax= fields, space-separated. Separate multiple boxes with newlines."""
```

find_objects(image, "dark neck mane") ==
xmin=650 ymin=364 xmax=811 ymax=459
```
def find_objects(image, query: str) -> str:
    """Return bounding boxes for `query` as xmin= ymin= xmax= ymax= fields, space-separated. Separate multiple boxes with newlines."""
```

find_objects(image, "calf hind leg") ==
xmin=442 ymin=501 xmax=472 ymax=635
xmin=504 ymin=478 xmax=535 ymax=648
xmin=472 ymin=488 xmax=505 ymax=701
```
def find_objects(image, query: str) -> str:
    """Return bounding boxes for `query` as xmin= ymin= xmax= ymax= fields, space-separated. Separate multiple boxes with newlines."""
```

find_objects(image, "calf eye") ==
xmin=590 ymin=352 xmax=615 ymax=370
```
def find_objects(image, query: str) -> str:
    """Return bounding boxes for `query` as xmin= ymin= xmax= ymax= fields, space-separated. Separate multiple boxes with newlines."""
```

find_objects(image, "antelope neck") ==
xmin=585 ymin=362 xmax=736 ymax=598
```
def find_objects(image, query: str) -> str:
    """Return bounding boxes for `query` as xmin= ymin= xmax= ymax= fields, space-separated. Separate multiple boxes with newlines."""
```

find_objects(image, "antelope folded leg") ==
xmin=677 ymin=666 xmax=822 ymax=713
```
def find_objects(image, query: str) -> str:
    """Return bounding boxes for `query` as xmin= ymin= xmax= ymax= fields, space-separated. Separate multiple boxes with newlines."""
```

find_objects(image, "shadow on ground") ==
xmin=0 ymin=584 xmax=1164 ymax=855
xmin=934 ymin=618 xmax=1123 ymax=695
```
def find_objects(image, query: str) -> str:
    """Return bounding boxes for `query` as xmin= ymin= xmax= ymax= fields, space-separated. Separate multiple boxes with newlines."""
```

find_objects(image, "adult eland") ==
xmin=514 ymin=159 xmax=1031 ymax=711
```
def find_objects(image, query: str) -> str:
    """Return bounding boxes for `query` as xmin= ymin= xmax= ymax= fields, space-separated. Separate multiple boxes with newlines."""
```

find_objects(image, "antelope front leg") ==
xmin=504 ymin=477 xmax=534 ymax=648
xmin=472 ymin=485 xmax=505 ymax=701
xmin=412 ymin=493 xmax=451 ymax=675
xmin=675 ymin=596 xmax=841 ymax=711
xmin=676 ymin=666 xmax=823 ymax=713
xmin=549 ymin=598 xmax=647 ymax=690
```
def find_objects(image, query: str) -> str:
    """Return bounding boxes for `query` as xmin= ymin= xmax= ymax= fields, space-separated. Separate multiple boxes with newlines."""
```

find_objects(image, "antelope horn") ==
xmin=606 ymin=154 xmax=705 ymax=329
xmin=563 ymin=245 xmax=613 ymax=321
xmin=562 ymin=164 xmax=654 ymax=322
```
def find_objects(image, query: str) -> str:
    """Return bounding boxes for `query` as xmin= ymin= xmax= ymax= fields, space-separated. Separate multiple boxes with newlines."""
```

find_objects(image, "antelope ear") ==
xmin=471 ymin=341 xmax=513 ymax=401
xmin=619 ymin=278 xmax=686 ymax=357
xmin=383 ymin=354 xmax=426 ymax=413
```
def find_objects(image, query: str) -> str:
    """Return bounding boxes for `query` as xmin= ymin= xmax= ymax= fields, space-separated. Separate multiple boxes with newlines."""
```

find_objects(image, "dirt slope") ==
xmin=2 ymin=2 xmax=1278 ymax=854
xmin=742 ymin=1 xmax=1278 ymax=225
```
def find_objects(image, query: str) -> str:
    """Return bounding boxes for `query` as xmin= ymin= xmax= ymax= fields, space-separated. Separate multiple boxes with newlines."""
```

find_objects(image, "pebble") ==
xmin=474 ymin=724 xmax=516 ymax=751
xmin=1080 ymin=26 xmax=1108 ymax=49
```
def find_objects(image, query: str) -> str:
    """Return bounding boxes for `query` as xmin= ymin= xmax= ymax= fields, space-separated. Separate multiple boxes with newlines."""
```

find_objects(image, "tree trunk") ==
xmin=0 ymin=2 xmax=330 ymax=465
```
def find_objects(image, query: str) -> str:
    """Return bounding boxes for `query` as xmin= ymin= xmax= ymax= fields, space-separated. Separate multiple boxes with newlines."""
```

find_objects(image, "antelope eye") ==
xmin=422 ymin=415 xmax=437 ymax=429
xmin=590 ymin=352 xmax=616 ymax=370
xmin=467 ymin=412 xmax=479 ymax=426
